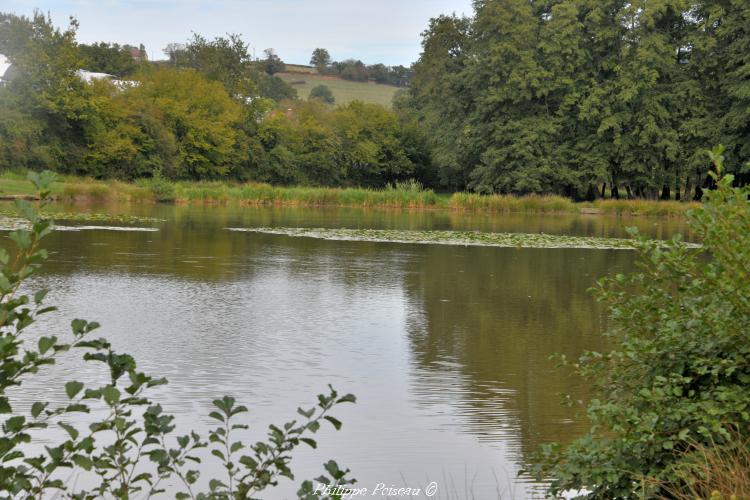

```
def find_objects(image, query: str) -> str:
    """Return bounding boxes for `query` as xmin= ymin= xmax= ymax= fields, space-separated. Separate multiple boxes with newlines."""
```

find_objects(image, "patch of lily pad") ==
xmin=226 ymin=227 xmax=700 ymax=250
xmin=0 ymin=206 xmax=163 ymax=224
xmin=0 ymin=216 xmax=160 ymax=233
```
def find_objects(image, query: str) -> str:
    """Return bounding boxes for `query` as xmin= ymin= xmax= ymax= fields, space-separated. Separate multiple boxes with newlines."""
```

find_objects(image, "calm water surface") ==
xmin=8 ymin=204 xmax=693 ymax=499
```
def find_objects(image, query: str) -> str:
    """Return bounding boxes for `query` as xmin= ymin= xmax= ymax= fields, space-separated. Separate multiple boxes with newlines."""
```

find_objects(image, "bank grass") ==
xmin=591 ymin=198 xmax=692 ymax=217
xmin=659 ymin=436 xmax=750 ymax=500
xmin=0 ymin=171 xmax=699 ymax=217
xmin=449 ymin=193 xmax=577 ymax=213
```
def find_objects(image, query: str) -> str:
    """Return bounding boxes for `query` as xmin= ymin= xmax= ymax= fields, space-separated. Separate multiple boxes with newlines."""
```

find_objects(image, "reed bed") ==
xmin=0 ymin=171 xmax=698 ymax=217
xmin=448 ymin=193 xmax=577 ymax=213
xmin=592 ymin=198 xmax=697 ymax=217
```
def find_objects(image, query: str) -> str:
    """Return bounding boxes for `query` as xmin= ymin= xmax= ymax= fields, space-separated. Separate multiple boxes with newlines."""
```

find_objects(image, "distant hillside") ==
xmin=278 ymin=68 xmax=400 ymax=108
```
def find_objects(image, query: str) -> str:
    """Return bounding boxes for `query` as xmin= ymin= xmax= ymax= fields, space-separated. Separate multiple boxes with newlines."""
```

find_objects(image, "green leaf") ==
xmin=59 ymin=422 xmax=79 ymax=440
xmin=31 ymin=402 xmax=46 ymax=418
xmin=323 ymin=415 xmax=342 ymax=430
xmin=336 ymin=394 xmax=357 ymax=404
xmin=300 ymin=437 xmax=317 ymax=449
xmin=101 ymin=386 xmax=120 ymax=406
xmin=65 ymin=381 xmax=84 ymax=399
xmin=297 ymin=407 xmax=315 ymax=419
xmin=71 ymin=319 xmax=88 ymax=335
xmin=34 ymin=289 xmax=49 ymax=304
xmin=5 ymin=416 xmax=26 ymax=433
xmin=209 ymin=479 xmax=227 ymax=491
xmin=72 ymin=454 xmax=93 ymax=471
xmin=38 ymin=336 xmax=57 ymax=355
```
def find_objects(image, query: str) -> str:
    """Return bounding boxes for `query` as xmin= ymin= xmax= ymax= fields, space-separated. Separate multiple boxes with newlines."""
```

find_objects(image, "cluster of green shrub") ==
xmin=0 ymin=12 xmax=430 ymax=188
xmin=402 ymin=0 xmax=750 ymax=199
xmin=530 ymin=148 xmax=750 ymax=498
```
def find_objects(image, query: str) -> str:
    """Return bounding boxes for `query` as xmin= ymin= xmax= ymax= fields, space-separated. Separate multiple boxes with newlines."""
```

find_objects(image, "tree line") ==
xmin=0 ymin=12 xmax=429 ymax=186
xmin=309 ymin=48 xmax=412 ymax=87
xmin=401 ymin=0 xmax=750 ymax=200
xmin=1 ymin=2 xmax=748 ymax=200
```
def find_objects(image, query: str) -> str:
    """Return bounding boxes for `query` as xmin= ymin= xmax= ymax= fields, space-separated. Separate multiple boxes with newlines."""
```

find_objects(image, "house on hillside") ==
xmin=127 ymin=46 xmax=146 ymax=61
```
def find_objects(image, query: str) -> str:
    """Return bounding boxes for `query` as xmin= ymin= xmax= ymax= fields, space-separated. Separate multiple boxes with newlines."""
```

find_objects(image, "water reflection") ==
xmin=5 ymin=203 xmax=689 ymax=498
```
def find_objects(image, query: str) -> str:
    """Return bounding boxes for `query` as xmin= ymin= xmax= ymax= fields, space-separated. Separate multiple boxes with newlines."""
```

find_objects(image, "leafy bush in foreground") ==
xmin=0 ymin=172 xmax=356 ymax=498
xmin=531 ymin=147 xmax=750 ymax=498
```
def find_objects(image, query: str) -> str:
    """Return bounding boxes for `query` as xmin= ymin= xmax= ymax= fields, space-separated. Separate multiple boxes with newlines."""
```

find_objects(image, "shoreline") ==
xmin=0 ymin=174 xmax=698 ymax=218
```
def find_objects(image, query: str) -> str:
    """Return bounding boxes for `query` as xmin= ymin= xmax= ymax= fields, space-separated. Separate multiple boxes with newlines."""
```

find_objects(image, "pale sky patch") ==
xmin=1 ymin=0 xmax=474 ymax=66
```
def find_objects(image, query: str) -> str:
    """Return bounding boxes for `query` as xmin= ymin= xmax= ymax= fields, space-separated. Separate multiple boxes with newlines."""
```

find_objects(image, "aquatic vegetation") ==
xmin=225 ymin=227 xmax=699 ymax=250
xmin=0 ymin=206 xmax=162 ymax=223
xmin=0 ymin=217 xmax=160 ymax=232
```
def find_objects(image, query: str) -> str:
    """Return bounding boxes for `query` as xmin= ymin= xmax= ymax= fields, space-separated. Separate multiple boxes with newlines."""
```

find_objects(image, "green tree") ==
xmin=257 ymin=74 xmax=298 ymax=101
xmin=125 ymin=68 xmax=247 ymax=180
xmin=0 ymin=11 xmax=88 ymax=172
xmin=463 ymin=0 xmax=564 ymax=195
xmin=78 ymin=41 xmax=140 ymax=77
xmin=309 ymin=84 xmax=335 ymax=104
xmin=407 ymin=14 xmax=473 ymax=190
xmin=693 ymin=0 xmax=750 ymax=179
xmin=262 ymin=48 xmax=285 ymax=75
xmin=310 ymin=48 xmax=331 ymax=72
xmin=179 ymin=33 xmax=257 ymax=100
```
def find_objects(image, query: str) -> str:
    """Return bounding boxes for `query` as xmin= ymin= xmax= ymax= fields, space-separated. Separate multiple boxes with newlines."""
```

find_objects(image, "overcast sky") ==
xmin=2 ymin=0 xmax=474 ymax=66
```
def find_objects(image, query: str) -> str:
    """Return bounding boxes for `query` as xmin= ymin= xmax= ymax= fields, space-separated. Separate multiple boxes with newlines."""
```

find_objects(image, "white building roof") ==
xmin=0 ymin=54 xmax=11 ymax=80
xmin=76 ymin=70 xmax=115 ymax=83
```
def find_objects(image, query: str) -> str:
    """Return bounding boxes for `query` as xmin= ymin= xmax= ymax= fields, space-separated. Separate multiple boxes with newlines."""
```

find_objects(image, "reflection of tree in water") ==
xmin=402 ymin=245 xmax=635 ymax=461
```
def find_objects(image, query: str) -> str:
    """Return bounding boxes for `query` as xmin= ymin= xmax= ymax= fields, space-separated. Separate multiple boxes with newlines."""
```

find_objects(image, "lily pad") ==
xmin=226 ymin=227 xmax=700 ymax=250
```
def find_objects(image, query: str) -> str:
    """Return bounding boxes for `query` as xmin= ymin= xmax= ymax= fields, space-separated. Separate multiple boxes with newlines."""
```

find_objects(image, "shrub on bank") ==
xmin=531 ymin=147 xmax=750 ymax=498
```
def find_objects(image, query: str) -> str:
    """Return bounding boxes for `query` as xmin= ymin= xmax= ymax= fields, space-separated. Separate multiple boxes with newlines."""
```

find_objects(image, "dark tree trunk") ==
xmin=660 ymin=185 xmax=671 ymax=200
xmin=626 ymin=185 xmax=633 ymax=199
xmin=694 ymin=185 xmax=704 ymax=201
xmin=611 ymin=185 xmax=620 ymax=200
xmin=584 ymin=184 xmax=597 ymax=202
xmin=601 ymin=182 xmax=607 ymax=198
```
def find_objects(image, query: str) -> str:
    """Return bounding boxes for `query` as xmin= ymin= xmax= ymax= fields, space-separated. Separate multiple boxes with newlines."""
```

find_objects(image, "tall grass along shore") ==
xmin=0 ymin=172 xmax=697 ymax=218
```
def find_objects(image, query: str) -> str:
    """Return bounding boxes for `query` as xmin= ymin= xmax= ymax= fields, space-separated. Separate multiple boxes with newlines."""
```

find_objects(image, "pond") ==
xmin=7 ymin=203 xmax=694 ymax=499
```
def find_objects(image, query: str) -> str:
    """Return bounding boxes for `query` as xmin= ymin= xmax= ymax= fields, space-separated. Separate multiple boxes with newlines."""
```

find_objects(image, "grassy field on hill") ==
xmin=278 ymin=71 xmax=400 ymax=108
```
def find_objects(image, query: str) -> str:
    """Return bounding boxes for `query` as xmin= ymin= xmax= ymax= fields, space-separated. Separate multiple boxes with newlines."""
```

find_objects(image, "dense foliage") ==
xmin=530 ymin=147 xmax=750 ymax=498
xmin=0 ymin=172 xmax=357 ymax=498
xmin=404 ymin=0 xmax=750 ymax=198
xmin=309 ymin=85 xmax=335 ymax=105
xmin=3 ymin=3 xmax=748 ymax=198
xmin=257 ymin=100 xmax=428 ymax=186
xmin=0 ymin=12 xmax=428 ymax=187
xmin=78 ymin=42 xmax=145 ymax=77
